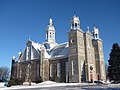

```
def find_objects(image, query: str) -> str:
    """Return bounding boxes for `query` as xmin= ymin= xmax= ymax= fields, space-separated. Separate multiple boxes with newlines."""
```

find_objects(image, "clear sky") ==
xmin=0 ymin=0 xmax=120 ymax=68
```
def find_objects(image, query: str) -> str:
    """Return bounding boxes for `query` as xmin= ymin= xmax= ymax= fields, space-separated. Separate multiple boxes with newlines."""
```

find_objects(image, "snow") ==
xmin=50 ymin=42 xmax=68 ymax=59
xmin=1 ymin=81 xmax=82 ymax=90
xmin=0 ymin=82 xmax=5 ymax=86
xmin=32 ymin=41 xmax=42 ymax=51
xmin=1 ymin=81 xmax=120 ymax=90
xmin=39 ymin=81 xmax=56 ymax=85
xmin=17 ymin=38 xmax=69 ymax=62
xmin=0 ymin=82 xmax=5 ymax=88
xmin=44 ymin=50 xmax=51 ymax=58
xmin=12 ymin=55 xmax=16 ymax=60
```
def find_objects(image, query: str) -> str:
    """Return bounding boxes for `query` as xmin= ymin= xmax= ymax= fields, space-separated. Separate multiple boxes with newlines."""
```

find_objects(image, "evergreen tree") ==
xmin=108 ymin=43 xmax=120 ymax=82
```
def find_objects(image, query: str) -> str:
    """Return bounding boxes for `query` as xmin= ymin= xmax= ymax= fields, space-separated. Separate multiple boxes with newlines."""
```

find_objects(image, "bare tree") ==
xmin=0 ymin=66 xmax=10 ymax=82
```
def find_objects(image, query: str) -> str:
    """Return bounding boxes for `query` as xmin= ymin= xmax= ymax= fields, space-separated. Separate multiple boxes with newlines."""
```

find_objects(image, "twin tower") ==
xmin=46 ymin=15 xmax=106 ymax=82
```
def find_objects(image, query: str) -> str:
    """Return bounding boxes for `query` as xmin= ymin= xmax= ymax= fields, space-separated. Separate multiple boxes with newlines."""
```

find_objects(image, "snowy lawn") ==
xmin=0 ymin=82 xmax=5 ymax=88
xmin=1 ymin=81 xmax=120 ymax=90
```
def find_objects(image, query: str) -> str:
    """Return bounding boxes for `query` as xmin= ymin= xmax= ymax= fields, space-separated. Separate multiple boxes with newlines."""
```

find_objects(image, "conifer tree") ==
xmin=108 ymin=43 xmax=120 ymax=82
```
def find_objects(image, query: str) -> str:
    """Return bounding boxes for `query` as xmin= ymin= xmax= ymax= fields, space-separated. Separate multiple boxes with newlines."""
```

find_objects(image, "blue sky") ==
xmin=0 ymin=0 xmax=120 ymax=68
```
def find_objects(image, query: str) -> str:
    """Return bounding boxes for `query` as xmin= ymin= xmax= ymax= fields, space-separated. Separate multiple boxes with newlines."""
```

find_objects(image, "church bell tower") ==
xmin=92 ymin=27 xmax=106 ymax=81
xmin=68 ymin=15 xmax=85 ymax=82
xmin=46 ymin=18 xmax=56 ymax=43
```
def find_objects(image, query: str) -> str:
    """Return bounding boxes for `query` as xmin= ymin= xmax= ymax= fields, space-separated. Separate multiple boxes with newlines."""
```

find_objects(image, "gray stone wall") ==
xmin=42 ymin=59 xmax=49 ymax=81
xmin=93 ymin=39 xmax=106 ymax=81
xmin=49 ymin=58 xmax=68 ymax=82
xmin=68 ymin=30 xmax=86 ymax=83
xmin=12 ymin=59 xmax=41 ymax=83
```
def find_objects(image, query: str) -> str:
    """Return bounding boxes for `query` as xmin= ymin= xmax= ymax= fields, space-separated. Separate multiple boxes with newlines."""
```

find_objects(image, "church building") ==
xmin=10 ymin=15 xmax=106 ymax=83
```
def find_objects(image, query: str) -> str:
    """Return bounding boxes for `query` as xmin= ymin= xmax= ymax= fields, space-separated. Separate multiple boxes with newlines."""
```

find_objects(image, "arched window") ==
xmin=71 ymin=60 xmax=76 ymax=75
xmin=57 ymin=63 xmax=61 ymax=77
xmin=19 ymin=68 xmax=22 ymax=78
xmin=36 ymin=64 xmax=39 ymax=78
xmin=101 ymin=64 xmax=104 ymax=75
xmin=75 ymin=23 xmax=77 ymax=28
xmin=65 ymin=62 xmax=68 ymax=82
xmin=65 ymin=62 xmax=68 ymax=75
xmin=95 ymin=34 xmax=97 ymax=38
xmin=26 ymin=64 xmax=30 ymax=80
xmin=26 ymin=46 xmax=31 ymax=60
xmin=50 ymin=64 xmax=53 ymax=77
xmin=46 ymin=32 xmax=48 ymax=39
xmin=72 ymin=23 xmax=74 ymax=28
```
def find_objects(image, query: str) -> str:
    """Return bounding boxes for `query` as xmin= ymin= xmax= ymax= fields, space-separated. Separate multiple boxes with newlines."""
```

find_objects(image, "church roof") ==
xmin=18 ymin=40 xmax=68 ymax=62
xmin=50 ymin=42 xmax=68 ymax=59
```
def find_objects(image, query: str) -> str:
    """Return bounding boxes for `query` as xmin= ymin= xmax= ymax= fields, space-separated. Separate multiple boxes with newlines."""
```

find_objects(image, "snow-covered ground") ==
xmin=0 ymin=82 xmax=5 ymax=88
xmin=1 ymin=81 xmax=120 ymax=90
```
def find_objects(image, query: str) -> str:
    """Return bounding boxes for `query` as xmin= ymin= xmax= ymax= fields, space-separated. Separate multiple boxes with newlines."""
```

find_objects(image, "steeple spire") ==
xmin=46 ymin=17 xmax=56 ymax=43
xmin=49 ymin=18 xmax=53 ymax=25
xmin=28 ymin=35 xmax=31 ymax=41
xmin=73 ymin=12 xmax=76 ymax=17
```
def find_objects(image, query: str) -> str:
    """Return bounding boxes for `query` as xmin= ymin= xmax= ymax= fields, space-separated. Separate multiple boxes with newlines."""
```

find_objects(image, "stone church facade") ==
xmin=11 ymin=15 xmax=106 ymax=83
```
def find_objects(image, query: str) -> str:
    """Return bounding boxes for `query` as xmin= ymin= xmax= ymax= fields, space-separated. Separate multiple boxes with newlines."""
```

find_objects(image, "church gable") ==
xmin=31 ymin=46 xmax=40 ymax=59
xmin=19 ymin=48 xmax=27 ymax=62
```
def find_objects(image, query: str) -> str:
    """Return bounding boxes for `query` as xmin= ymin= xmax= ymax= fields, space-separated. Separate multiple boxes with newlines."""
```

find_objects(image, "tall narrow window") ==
xmin=75 ymin=23 xmax=77 ymax=28
xmin=46 ymin=32 xmax=48 ymax=39
xmin=72 ymin=23 xmax=74 ymax=28
xmin=65 ymin=62 xmax=68 ymax=75
xmin=26 ymin=46 xmax=31 ymax=60
xmin=101 ymin=64 xmax=104 ymax=75
xmin=71 ymin=60 xmax=75 ymax=75
xmin=50 ymin=64 xmax=53 ymax=77
xmin=65 ymin=62 xmax=68 ymax=82
xmin=19 ymin=68 xmax=22 ymax=78
xmin=26 ymin=64 xmax=30 ymax=80
xmin=57 ymin=63 xmax=61 ymax=77
xmin=53 ymin=33 xmax=55 ymax=38
xmin=95 ymin=34 xmax=97 ymax=38
xmin=36 ymin=64 xmax=39 ymax=78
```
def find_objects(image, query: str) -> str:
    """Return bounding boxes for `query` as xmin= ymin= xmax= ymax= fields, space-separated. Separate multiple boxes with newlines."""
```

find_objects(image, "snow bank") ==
xmin=1 ymin=81 xmax=120 ymax=90
xmin=38 ymin=81 xmax=56 ymax=85
xmin=107 ymin=84 xmax=120 ymax=88
xmin=23 ymin=82 xmax=36 ymax=86
xmin=0 ymin=82 xmax=5 ymax=87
